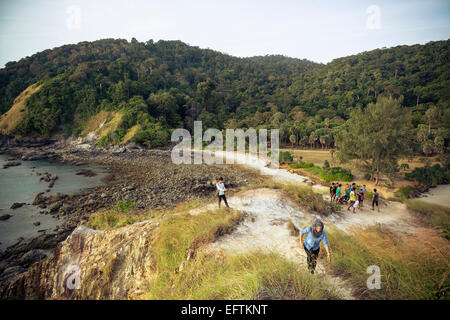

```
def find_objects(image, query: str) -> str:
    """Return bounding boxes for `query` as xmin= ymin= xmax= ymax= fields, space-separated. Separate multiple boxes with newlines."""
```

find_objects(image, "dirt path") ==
xmin=328 ymin=200 xmax=419 ymax=235
xmin=188 ymin=150 xmax=439 ymax=299
xmin=190 ymin=188 xmax=356 ymax=300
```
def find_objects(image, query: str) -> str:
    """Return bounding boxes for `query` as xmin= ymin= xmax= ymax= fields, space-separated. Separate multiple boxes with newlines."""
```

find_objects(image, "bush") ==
xmin=290 ymin=162 xmax=314 ymax=169
xmin=321 ymin=167 xmax=353 ymax=182
xmin=290 ymin=163 xmax=353 ymax=182
xmin=113 ymin=200 xmax=137 ymax=213
xmin=279 ymin=151 xmax=293 ymax=163
xmin=405 ymin=164 xmax=450 ymax=187
xmin=393 ymin=186 xmax=415 ymax=201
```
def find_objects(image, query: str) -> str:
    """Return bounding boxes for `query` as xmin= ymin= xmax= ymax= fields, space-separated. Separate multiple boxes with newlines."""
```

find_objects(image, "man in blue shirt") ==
xmin=300 ymin=218 xmax=331 ymax=274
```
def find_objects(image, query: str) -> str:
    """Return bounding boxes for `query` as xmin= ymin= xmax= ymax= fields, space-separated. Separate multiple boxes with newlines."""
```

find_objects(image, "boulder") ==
xmin=19 ymin=249 xmax=47 ymax=266
xmin=0 ymin=214 xmax=12 ymax=221
xmin=0 ymin=266 xmax=26 ymax=282
xmin=3 ymin=161 xmax=21 ymax=169
xmin=10 ymin=202 xmax=25 ymax=209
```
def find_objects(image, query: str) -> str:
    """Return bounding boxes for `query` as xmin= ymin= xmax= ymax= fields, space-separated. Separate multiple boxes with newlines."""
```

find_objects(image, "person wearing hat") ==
xmin=300 ymin=218 xmax=331 ymax=274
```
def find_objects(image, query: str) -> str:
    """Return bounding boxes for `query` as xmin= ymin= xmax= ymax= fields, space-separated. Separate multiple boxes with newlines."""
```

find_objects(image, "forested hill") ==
xmin=0 ymin=38 xmax=448 ymax=150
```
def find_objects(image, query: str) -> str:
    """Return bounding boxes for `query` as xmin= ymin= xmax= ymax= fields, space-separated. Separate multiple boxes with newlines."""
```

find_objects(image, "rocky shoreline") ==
xmin=0 ymin=135 xmax=262 ymax=297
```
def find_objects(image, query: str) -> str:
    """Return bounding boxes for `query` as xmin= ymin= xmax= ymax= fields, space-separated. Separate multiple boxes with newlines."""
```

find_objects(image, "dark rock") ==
xmin=0 ymin=266 xmax=26 ymax=282
xmin=48 ymin=202 xmax=62 ymax=213
xmin=21 ymin=151 xmax=55 ymax=161
xmin=0 ymin=214 xmax=12 ymax=221
xmin=10 ymin=202 xmax=25 ymax=209
xmin=75 ymin=169 xmax=97 ymax=177
xmin=32 ymin=192 xmax=46 ymax=205
xmin=19 ymin=249 xmax=47 ymax=266
xmin=3 ymin=161 xmax=21 ymax=169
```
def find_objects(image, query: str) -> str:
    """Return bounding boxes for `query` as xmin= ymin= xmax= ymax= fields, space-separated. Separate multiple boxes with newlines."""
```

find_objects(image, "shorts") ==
xmin=372 ymin=199 xmax=379 ymax=206
xmin=350 ymin=201 xmax=355 ymax=205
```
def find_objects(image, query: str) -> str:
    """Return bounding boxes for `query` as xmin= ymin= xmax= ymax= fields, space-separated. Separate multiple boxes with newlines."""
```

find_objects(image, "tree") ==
xmin=196 ymin=79 xmax=216 ymax=112
xmin=424 ymin=105 xmax=439 ymax=134
xmin=147 ymin=91 xmax=181 ymax=127
xmin=337 ymin=95 xmax=413 ymax=185
xmin=434 ymin=136 xmax=445 ymax=154
xmin=289 ymin=134 xmax=296 ymax=147
xmin=423 ymin=141 xmax=434 ymax=157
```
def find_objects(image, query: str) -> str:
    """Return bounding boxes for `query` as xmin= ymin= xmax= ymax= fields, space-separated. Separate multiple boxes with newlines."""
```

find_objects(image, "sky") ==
xmin=0 ymin=0 xmax=449 ymax=67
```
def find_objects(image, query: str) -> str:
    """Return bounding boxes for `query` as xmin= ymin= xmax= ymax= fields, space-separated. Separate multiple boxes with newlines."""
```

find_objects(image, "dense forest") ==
xmin=0 ymin=38 xmax=449 ymax=155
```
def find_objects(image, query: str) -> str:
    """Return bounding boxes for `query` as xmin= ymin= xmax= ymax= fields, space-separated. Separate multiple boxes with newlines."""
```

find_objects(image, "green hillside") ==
xmin=0 ymin=38 xmax=448 ymax=154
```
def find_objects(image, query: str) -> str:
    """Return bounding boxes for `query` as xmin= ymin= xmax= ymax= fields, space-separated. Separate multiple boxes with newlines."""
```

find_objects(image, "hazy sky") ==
xmin=0 ymin=0 xmax=449 ymax=67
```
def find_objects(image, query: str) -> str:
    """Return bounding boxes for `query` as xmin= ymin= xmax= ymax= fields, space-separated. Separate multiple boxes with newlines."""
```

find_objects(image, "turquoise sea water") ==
xmin=0 ymin=154 xmax=108 ymax=250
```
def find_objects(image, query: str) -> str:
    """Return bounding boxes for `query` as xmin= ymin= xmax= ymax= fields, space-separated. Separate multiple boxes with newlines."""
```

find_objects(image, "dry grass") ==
xmin=405 ymin=199 xmax=450 ymax=238
xmin=282 ymin=148 xmax=441 ymax=172
xmin=144 ymin=205 xmax=337 ymax=300
xmin=326 ymin=224 xmax=450 ymax=299
xmin=121 ymin=124 xmax=141 ymax=144
xmin=0 ymin=83 xmax=42 ymax=134
xmin=81 ymin=110 xmax=123 ymax=138
xmin=147 ymin=250 xmax=339 ymax=300
xmin=281 ymin=148 xmax=442 ymax=199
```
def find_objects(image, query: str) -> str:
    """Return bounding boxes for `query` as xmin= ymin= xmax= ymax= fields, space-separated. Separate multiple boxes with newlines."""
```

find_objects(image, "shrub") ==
xmin=405 ymin=164 xmax=450 ymax=187
xmin=290 ymin=162 xmax=314 ymax=169
xmin=113 ymin=200 xmax=137 ymax=213
xmin=290 ymin=163 xmax=352 ymax=182
xmin=279 ymin=151 xmax=293 ymax=163
xmin=393 ymin=186 xmax=415 ymax=201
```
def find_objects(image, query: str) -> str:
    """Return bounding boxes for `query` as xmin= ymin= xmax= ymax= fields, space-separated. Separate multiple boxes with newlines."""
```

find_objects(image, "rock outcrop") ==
xmin=1 ymin=221 xmax=159 ymax=300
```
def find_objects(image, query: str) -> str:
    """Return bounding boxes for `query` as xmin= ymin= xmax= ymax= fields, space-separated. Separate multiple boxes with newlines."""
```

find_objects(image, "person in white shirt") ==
xmin=216 ymin=177 xmax=229 ymax=208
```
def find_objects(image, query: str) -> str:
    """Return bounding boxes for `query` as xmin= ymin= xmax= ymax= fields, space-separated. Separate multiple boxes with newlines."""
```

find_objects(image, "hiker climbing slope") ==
xmin=300 ymin=219 xmax=331 ymax=274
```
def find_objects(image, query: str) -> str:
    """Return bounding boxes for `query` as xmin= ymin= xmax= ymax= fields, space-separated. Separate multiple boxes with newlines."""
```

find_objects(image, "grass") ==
xmin=81 ymin=110 xmax=123 ymax=138
xmin=287 ymin=220 xmax=300 ymax=237
xmin=405 ymin=199 xmax=450 ymax=239
xmin=289 ymin=162 xmax=353 ymax=183
xmin=326 ymin=224 xmax=450 ymax=299
xmin=145 ymin=205 xmax=336 ymax=300
xmin=86 ymin=208 xmax=163 ymax=229
xmin=121 ymin=124 xmax=141 ymax=144
xmin=393 ymin=186 xmax=415 ymax=202
xmin=147 ymin=250 xmax=339 ymax=300
xmin=0 ymin=83 xmax=42 ymax=134
xmin=152 ymin=208 xmax=243 ymax=274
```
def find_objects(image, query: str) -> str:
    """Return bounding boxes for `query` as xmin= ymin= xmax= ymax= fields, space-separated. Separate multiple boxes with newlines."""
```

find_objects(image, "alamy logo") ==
xmin=64 ymin=264 xmax=81 ymax=290
xmin=366 ymin=5 xmax=381 ymax=30
xmin=171 ymin=121 xmax=280 ymax=169
xmin=366 ymin=265 xmax=381 ymax=289
xmin=66 ymin=5 xmax=81 ymax=30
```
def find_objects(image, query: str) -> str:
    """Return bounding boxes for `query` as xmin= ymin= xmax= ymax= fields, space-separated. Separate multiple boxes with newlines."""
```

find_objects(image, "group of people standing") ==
xmin=329 ymin=182 xmax=379 ymax=212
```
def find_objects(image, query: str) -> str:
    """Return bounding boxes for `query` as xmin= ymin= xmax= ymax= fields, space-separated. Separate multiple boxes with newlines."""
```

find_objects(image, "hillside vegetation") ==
xmin=0 ymin=38 xmax=448 ymax=156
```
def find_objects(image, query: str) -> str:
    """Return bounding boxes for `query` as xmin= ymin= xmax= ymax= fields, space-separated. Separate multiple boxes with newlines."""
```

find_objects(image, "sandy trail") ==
xmin=190 ymin=188 xmax=356 ymax=300
xmin=328 ymin=200 xmax=419 ymax=235
xmin=194 ymin=149 xmax=329 ymax=193
xmin=188 ymin=149 xmax=434 ymax=299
